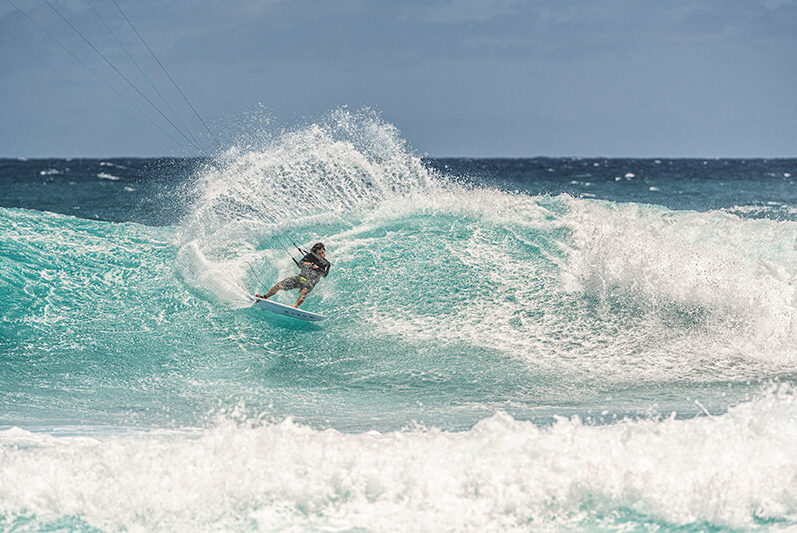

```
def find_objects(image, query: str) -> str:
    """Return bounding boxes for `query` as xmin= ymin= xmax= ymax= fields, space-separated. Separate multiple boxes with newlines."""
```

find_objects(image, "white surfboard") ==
xmin=252 ymin=296 xmax=327 ymax=322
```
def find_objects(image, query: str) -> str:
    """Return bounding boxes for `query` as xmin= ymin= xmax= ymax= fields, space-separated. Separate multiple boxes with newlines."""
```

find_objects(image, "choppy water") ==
xmin=2 ymin=110 xmax=797 ymax=531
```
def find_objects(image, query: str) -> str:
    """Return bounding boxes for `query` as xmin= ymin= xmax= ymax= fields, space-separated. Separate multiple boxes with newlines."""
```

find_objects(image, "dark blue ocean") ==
xmin=2 ymin=111 xmax=797 ymax=531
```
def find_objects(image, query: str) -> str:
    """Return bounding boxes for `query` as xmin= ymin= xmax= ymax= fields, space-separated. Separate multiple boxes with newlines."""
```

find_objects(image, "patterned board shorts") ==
xmin=280 ymin=275 xmax=317 ymax=293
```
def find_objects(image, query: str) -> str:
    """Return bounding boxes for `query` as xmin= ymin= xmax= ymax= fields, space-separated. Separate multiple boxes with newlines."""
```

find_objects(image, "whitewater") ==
xmin=2 ymin=110 xmax=797 ymax=531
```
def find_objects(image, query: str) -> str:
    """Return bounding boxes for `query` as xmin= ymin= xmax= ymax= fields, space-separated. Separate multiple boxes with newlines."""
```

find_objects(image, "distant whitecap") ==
xmin=97 ymin=172 xmax=121 ymax=181
xmin=100 ymin=161 xmax=128 ymax=169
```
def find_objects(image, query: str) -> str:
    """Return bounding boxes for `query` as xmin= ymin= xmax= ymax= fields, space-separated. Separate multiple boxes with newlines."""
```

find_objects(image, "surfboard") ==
xmin=252 ymin=296 xmax=327 ymax=322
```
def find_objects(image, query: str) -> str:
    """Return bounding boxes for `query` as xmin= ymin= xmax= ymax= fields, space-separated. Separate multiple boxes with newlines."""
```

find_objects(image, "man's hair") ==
xmin=311 ymin=242 xmax=325 ymax=253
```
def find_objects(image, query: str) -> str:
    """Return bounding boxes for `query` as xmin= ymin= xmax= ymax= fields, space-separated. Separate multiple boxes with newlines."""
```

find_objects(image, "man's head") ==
xmin=311 ymin=242 xmax=326 ymax=256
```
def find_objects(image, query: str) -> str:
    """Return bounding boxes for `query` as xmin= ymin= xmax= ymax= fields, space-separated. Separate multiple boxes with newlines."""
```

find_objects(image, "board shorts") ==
xmin=280 ymin=275 xmax=317 ymax=293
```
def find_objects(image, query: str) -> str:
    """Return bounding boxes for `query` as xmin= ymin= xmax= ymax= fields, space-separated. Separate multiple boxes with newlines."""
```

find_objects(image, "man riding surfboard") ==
xmin=256 ymin=242 xmax=330 ymax=308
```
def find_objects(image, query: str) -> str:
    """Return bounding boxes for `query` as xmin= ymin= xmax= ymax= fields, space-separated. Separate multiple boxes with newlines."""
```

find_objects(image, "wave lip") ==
xmin=184 ymin=108 xmax=439 ymax=232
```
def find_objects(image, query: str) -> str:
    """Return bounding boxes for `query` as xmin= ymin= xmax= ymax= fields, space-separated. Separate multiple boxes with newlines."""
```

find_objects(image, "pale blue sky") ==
xmin=1 ymin=0 xmax=796 ymax=157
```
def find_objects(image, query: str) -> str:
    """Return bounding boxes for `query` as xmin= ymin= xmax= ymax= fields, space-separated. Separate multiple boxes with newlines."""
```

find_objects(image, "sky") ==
xmin=1 ymin=0 xmax=796 ymax=157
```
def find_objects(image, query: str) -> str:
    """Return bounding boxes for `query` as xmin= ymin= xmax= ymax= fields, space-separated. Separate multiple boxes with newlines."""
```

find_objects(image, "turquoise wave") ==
xmin=3 ymin=185 xmax=796 ymax=430
xmin=2 ymin=111 xmax=796 ymax=431
xmin=3 ymin=111 xmax=797 ymax=531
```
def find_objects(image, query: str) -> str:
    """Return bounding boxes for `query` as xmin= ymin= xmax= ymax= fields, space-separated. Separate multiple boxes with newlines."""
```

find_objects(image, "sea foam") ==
xmin=1 ymin=387 xmax=796 ymax=532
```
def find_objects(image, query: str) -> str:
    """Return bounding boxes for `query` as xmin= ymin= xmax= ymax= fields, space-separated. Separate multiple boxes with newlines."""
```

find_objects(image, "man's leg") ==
xmin=256 ymin=280 xmax=285 ymax=299
xmin=293 ymin=288 xmax=310 ymax=308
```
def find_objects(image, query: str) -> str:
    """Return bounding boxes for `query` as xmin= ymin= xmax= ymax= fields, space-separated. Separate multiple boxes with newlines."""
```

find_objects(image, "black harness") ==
xmin=298 ymin=251 xmax=330 ymax=280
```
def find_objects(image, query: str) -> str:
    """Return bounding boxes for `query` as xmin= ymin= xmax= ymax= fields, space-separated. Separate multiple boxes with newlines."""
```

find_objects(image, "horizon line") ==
xmin=2 ymin=154 xmax=797 ymax=161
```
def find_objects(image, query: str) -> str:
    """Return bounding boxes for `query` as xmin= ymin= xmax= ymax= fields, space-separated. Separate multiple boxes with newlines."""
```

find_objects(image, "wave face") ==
xmin=2 ymin=110 xmax=797 ymax=531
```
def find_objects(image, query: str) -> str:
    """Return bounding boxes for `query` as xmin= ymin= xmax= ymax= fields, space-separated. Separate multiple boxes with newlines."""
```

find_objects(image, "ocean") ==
xmin=2 ymin=110 xmax=796 ymax=531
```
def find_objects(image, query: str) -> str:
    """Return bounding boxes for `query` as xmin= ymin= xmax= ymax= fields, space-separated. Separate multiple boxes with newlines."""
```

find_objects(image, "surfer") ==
xmin=256 ymin=242 xmax=330 ymax=308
